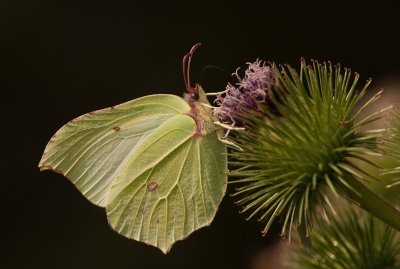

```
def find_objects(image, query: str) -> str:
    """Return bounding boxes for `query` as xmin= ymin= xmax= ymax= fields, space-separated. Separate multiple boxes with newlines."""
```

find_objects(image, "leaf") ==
xmin=39 ymin=93 xmax=227 ymax=253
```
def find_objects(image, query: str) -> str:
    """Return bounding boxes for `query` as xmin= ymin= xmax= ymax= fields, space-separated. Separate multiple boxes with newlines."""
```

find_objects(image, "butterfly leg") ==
xmin=213 ymin=121 xmax=245 ymax=133
xmin=213 ymin=121 xmax=244 ymax=151
xmin=205 ymin=89 xmax=230 ymax=96
xmin=200 ymin=103 xmax=219 ymax=109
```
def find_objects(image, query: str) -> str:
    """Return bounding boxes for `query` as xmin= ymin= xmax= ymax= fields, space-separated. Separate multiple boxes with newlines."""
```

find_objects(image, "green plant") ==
xmin=226 ymin=60 xmax=400 ymax=246
xmin=382 ymin=104 xmax=400 ymax=192
xmin=283 ymin=206 xmax=400 ymax=269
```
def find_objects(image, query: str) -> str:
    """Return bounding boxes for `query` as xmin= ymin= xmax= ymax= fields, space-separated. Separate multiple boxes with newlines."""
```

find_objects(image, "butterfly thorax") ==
xmin=184 ymin=85 xmax=218 ymax=138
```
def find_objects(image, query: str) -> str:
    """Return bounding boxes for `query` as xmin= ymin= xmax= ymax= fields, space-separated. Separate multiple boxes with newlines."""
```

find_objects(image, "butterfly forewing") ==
xmin=39 ymin=94 xmax=190 ymax=207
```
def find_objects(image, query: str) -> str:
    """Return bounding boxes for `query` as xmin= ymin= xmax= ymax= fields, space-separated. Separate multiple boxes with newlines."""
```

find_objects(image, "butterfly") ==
xmin=39 ymin=44 xmax=227 ymax=253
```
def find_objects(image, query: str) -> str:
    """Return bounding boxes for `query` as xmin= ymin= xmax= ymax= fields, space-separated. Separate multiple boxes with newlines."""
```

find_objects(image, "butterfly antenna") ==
xmin=183 ymin=43 xmax=202 ymax=97
xmin=199 ymin=65 xmax=231 ymax=85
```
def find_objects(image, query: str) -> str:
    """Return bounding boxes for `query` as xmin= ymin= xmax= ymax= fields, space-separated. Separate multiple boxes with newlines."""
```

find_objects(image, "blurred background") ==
xmin=1 ymin=0 xmax=399 ymax=268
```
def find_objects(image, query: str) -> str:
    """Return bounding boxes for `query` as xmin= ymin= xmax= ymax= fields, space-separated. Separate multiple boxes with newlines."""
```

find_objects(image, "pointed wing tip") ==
xmin=160 ymin=247 xmax=170 ymax=255
xmin=38 ymin=162 xmax=65 ymax=177
xmin=38 ymin=165 xmax=48 ymax=172
xmin=38 ymin=161 xmax=50 ymax=171
xmin=107 ymin=219 xmax=179 ymax=255
xmin=38 ymin=151 xmax=50 ymax=170
xmin=156 ymin=242 xmax=175 ymax=254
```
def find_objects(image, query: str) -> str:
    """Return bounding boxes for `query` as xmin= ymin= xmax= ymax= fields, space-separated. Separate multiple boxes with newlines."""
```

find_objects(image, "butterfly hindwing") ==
xmin=106 ymin=113 xmax=227 ymax=253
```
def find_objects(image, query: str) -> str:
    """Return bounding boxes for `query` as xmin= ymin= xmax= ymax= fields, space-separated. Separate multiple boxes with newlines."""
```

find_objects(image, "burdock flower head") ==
xmin=214 ymin=60 xmax=280 ymax=125
xmin=224 ymin=59 xmax=400 ymax=248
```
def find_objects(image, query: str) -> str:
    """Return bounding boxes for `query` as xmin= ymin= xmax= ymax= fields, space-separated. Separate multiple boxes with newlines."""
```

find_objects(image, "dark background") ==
xmin=1 ymin=0 xmax=399 ymax=268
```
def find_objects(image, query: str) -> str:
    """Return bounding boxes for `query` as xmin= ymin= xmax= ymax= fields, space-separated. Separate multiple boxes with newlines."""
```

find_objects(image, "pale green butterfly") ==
xmin=38 ymin=44 xmax=227 ymax=253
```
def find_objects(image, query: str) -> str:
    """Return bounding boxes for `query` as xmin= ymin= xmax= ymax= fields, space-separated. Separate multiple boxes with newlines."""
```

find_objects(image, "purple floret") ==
xmin=215 ymin=60 xmax=278 ymax=125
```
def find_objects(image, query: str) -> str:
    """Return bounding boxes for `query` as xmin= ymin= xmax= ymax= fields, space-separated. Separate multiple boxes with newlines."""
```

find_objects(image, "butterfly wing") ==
xmin=106 ymin=113 xmax=227 ymax=253
xmin=39 ymin=93 xmax=227 ymax=253
xmin=38 ymin=94 xmax=190 ymax=207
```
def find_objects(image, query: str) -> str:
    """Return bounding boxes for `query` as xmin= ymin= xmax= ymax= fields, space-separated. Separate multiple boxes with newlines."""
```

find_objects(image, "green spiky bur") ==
xmin=39 ymin=89 xmax=227 ymax=253
xmin=381 ymin=104 xmax=400 ymax=194
xmin=228 ymin=60 xmax=400 ymax=246
xmin=283 ymin=206 xmax=400 ymax=269
xmin=357 ymin=154 xmax=400 ymax=205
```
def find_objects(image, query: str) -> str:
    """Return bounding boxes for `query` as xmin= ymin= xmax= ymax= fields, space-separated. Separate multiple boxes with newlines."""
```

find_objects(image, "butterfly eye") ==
xmin=189 ymin=84 xmax=201 ymax=100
